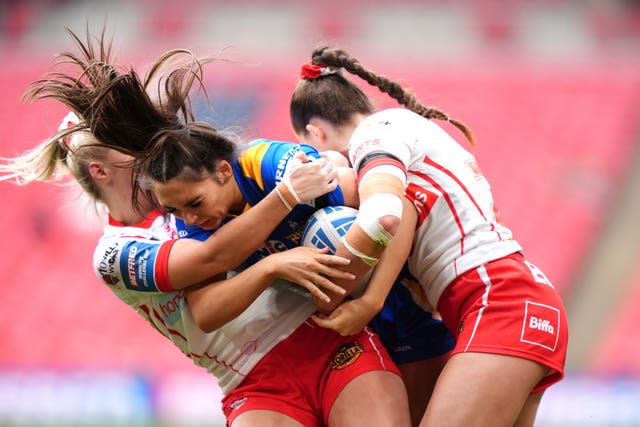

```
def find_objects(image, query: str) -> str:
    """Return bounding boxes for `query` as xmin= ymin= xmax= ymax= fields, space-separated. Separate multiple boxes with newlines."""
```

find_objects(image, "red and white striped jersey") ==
xmin=92 ymin=209 xmax=316 ymax=393
xmin=348 ymin=108 xmax=522 ymax=308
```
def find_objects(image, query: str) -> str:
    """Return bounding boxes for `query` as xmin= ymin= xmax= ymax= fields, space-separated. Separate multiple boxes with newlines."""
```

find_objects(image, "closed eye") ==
xmin=187 ymin=199 xmax=203 ymax=209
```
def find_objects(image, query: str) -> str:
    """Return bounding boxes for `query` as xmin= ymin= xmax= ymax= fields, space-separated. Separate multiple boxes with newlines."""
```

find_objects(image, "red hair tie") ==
xmin=300 ymin=62 xmax=325 ymax=79
xmin=300 ymin=61 xmax=340 ymax=80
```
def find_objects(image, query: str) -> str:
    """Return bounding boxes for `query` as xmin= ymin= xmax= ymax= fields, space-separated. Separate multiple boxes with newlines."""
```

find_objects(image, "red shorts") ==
xmin=437 ymin=252 xmax=568 ymax=394
xmin=221 ymin=320 xmax=400 ymax=426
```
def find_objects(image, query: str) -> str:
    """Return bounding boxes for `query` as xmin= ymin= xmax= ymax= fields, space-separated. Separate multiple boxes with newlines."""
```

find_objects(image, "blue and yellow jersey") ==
xmin=232 ymin=139 xmax=344 ymax=267
xmin=173 ymin=139 xmax=454 ymax=364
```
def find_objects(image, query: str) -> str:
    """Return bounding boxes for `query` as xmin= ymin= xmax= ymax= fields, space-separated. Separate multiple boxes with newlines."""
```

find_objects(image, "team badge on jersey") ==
xmin=331 ymin=341 xmax=364 ymax=370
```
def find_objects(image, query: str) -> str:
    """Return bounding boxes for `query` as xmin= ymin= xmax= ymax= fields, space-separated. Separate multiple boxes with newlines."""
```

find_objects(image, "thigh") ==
xmin=329 ymin=370 xmax=411 ymax=427
xmin=399 ymin=353 xmax=449 ymax=427
xmin=514 ymin=392 xmax=544 ymax=427
xmin=233 ymin=410 xmax=305 ymax=427
xmin=420 ymin=352 xmax=548 ymax=427
xmin=323 ymin=327 xmax=410 ymax=426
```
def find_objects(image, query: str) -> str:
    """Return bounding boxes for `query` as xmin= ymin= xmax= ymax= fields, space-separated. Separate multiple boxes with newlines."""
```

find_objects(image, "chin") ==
xmin=199 ymin=221 xmax=220 ymax=230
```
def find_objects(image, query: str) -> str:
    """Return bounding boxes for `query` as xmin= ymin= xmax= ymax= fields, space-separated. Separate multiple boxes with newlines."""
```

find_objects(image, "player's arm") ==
xmin=313 ymin=152 xmax=406 ymax=313
xmin=186 ymin=246 xmax=353 ymax=332
xmin=167 ymin=156 xmax=338 ymax=289
xmin=355 ymin=197 xmax=417 ymax=313
xmin=311 ymin=197 xmax=417 ymax=335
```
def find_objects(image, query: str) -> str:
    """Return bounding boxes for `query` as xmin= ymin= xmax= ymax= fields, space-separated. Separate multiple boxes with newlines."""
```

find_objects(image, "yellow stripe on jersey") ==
xmin=235 ymin=143 xmax=270 ymax=190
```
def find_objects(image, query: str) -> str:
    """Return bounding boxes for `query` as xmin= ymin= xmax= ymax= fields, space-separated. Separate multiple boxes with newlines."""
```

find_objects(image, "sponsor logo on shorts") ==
xmin=331 ymin=341 xmax=364 ymax=370
xmin=521 ymin=301 xmax=560 ymax=351
xmin=229 ymin=397 xmax=247 ymax=410
xmin=394 ymin=344 xmax=412 ymax=352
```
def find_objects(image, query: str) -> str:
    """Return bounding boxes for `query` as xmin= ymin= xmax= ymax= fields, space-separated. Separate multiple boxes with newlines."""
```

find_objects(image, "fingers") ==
xmin=286 ymin=157 xmax=338 ymax=202
xmin=317 ymin=266 xmax=354 ymax=282
xmin=294 ymin=151 xmax=310 ymax=162
xmin=299 ymin=157 xmax=336 ymax=181
xmin=319 ymin=253 xmax=352 ymax=266
xmin=299 ymin=280 xmax=332 ymax=303
xmin=310 ymin=313 xmax=351 ymax=336
xmin=310 ymin=313 xmax=332 ymax=328
xmin=311 ymin=275 xmax=347 ymax=297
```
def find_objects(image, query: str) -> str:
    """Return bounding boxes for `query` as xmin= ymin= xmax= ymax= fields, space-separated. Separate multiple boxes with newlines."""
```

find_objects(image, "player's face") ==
xmin=152 ymin=162 xmax=243 ymax=230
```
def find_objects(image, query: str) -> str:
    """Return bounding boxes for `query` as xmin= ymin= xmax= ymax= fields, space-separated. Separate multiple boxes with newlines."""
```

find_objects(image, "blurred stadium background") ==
xmin=1 ymin=0 xmax=640 ymax=425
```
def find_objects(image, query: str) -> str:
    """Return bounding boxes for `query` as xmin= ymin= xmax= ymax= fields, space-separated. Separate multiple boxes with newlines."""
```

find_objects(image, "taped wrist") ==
xmin=276 ymin=182 xmax=297 ymax=211
xmin=342 ymin=238 xmax=379 ymax=266
xmin=281 ymin=156 xmax=304 ymax=204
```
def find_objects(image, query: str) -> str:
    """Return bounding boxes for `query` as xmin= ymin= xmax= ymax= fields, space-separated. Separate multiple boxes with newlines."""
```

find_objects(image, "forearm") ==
xmin=313 ymin=173 xmax=404 ymax=312
xmin=201 ymin=189 xmax=291 ymax=270
xmin=312 ymin=231 xmax=378 ymax=313
xmin=167 ymin=190 xmax=290 ymax=289
xmin=314 ymin=197 xmax=416 ymax=314
xmin=359 ymin=198 xmax=417 ymax=310
xmin=186 ymin=261 xmax=278 ymax=332
xmin=341 ymin=171 xmax=404 ymax=264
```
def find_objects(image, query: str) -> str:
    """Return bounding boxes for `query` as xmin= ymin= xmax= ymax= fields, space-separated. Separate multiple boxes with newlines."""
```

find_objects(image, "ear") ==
xmin=215 ymin=160 xmax=233 ymax=184
xmin=305 ymin=122 xmax=326 ymax=146
xmin=88 ymin=161 xmax=109 ymax=183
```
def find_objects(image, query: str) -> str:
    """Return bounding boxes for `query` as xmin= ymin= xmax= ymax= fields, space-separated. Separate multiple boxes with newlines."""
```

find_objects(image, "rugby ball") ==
xmin=301 ymin=206 xmax=359 ymax=253
xmin=301 ymin=205 xmax=373 ymax=297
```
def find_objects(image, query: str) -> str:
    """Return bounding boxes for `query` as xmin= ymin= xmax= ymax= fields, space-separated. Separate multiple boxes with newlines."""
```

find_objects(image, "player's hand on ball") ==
xmin=271 ymin=247 xmax=352 ymax=303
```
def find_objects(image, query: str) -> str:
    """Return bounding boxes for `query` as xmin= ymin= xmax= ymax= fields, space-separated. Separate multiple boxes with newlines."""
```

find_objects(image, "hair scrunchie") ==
xmin=300 ymin=61 xmax=341 ymax=80
xmin=58 ymin=111 xmax=81 ymax=151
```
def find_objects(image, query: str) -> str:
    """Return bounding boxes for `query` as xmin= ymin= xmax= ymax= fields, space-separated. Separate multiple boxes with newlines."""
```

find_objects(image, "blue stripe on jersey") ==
xmin=175 ymin=218 xmax=215 ymax=242
xmin=119 ymin=240 xmax=164 ymax=292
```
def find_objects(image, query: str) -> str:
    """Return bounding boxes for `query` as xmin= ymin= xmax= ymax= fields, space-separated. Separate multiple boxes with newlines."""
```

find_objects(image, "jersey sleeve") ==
xmin=236 ymin=139 xmax=344 ymax=207
xmin=94 ymin=236 xmax=178 ymax=293
xmin=348 ymin=111 xmax=413 ymax=173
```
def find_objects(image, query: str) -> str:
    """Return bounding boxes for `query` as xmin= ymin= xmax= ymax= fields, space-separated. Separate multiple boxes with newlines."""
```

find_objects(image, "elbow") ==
xmin=191 ymin=311 xmax=219 ymax=333
xmin=187 ymin=299 xmax=224 ymax=333
xmin=378 ymin=215 xmax=401 ymax=238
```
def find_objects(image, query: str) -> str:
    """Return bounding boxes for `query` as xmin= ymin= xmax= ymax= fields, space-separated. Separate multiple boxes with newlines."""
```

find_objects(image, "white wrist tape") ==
xmin=355 ymin=193 xmax=403 ymax=246
xmin=281 ymin=156 xmax=304 ymax=204
xmin=342 ymin=238 xmax=379 ymax=266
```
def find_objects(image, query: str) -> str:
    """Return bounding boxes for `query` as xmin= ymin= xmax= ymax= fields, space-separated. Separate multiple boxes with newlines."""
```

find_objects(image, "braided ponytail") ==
xmin=307 ymin=46 xmax=474 ymax=145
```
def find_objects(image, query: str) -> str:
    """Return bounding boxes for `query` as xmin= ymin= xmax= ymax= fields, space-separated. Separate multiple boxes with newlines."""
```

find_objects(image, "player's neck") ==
xmin=102 ymin=188 xmax=154 ymax=226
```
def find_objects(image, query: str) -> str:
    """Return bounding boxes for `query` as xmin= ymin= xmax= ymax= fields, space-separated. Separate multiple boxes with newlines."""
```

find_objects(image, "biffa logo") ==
xmin=529 ymin=316 xmax=554 ymax=334
xmin=521 ymin=301 xmax=560 ymax=351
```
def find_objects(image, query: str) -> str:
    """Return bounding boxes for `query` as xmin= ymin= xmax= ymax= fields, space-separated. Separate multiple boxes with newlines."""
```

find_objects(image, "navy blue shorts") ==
xmin=369 ymin=277 xmax=454 ymax=365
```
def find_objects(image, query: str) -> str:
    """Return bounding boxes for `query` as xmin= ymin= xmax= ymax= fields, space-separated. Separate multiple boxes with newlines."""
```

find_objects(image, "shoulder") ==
xmin=370 ymin=107 xmax=419 ymax=122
